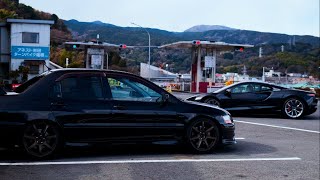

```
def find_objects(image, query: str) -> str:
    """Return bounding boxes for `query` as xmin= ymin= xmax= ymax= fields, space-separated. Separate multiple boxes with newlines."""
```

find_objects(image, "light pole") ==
xmin=262 ymin=67 xmax=266 ymax=82
xmin=131 ymin=22 xmax=151 ymax=80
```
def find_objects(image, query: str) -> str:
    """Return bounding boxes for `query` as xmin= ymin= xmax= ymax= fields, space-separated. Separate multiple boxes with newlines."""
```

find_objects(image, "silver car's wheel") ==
xmin=283 ymin=98 xmax=305 ymax=119
xmin=23 ymin=121 xmax=60 ymax=158
xmin=204 ymin=98 xmax=220 ymax=107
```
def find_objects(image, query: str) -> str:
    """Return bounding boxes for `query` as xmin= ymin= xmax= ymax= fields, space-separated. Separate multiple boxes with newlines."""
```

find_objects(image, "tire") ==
xmin=186 ymin=118 xmax=220 ymax=153
xmin=282 ymin=98 xmax=305 ymax=119
xmin=204 ymin=98 xmax=220 ymax=107
xmin=22 ymin=121 xmax=62 ymax=159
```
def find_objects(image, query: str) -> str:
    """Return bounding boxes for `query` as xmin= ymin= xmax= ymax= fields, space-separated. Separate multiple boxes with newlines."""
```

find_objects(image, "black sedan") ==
xmin=0 ymin=69 xmax=235 ymax=158
xmin=187 ymin=81 xmax=318 ymax=119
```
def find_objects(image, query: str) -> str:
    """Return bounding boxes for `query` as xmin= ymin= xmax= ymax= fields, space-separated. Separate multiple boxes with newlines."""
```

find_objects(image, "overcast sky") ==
xmin=20 ymin=0 xmax=319 ymax=36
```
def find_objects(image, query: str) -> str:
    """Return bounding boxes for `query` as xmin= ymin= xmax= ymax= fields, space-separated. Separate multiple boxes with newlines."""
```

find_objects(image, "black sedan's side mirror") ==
xmin=225 ymin=89 xmax=231 ymax=96
xmin=163 ymin=93 xmax=170 ymax=101
xmin=160 ymin=93 xmax=170 ymax=105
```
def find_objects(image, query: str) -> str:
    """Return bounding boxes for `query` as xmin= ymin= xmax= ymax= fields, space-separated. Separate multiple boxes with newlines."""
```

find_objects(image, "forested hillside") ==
xmin=65 ymin=20 xmax=319 ymax=77
xmin=1 ymin=0 xmax=319 ymax=78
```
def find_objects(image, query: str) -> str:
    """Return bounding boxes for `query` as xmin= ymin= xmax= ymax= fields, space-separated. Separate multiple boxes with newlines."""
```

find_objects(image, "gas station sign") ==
xmin=205 ymin=56 xmax=215 ymax=68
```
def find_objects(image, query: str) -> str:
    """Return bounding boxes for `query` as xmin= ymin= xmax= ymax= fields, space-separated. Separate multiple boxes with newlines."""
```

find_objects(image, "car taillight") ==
xmin=12 ymin=84 xmax=21 ymax=90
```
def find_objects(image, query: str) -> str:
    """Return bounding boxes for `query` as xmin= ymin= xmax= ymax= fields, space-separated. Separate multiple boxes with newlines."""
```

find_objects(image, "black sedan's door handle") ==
xmin=113 ymin=105 xmax=126 ymax=110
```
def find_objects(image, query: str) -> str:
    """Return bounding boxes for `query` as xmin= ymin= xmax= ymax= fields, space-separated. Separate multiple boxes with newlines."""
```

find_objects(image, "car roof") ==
xmin=232 ymin=81 xmax=284 ymax=87
xmin=51 ymin=68 xmax=125 ymax=73
xmin=214 ymin=81 xmax=286 ymax=93
xmin=49 ymin=68 xmax=155 ymax=86
xmin=50 ymin=68 xmax=138 ymax=77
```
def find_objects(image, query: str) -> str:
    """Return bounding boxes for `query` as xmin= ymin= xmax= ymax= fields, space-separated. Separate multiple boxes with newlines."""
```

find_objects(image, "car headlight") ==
xmin=222 ymin=115 xmax=233 ymax=124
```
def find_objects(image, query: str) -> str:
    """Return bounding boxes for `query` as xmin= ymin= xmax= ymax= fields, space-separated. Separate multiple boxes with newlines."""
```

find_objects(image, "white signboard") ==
xmin=205 ymin=56 xmax=216 ymax=68
xmin=87 ymin=48 xmax=104 ymax=55
xmin=91 ymin=55 xmax=102 ymax=65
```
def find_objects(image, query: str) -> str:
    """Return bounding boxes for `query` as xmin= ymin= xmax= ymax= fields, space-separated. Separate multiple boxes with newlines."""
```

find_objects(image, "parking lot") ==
xmin=0 ymin=92 xmax=319 ymax=180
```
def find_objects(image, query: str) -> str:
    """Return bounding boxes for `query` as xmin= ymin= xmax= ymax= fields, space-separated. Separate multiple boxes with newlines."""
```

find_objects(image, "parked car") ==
xmin=0 ymin=69 xmax=235 ymax=158
xmin=187 ymin=81 xmax=318 ymax=119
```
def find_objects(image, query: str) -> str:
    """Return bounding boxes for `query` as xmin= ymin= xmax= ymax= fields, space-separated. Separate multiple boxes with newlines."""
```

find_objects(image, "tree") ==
xmin=0 ymin=9 xmax=16 ymax=21
xmin=118 ymin=59 xmax=127 ymax=67
xmin=51 ymin=14 xmax=58 ymax=23
xmin=19 ymin=66 xmax=29 ymax=82
xmin=9 ymin=70 xmax=19 ymax=83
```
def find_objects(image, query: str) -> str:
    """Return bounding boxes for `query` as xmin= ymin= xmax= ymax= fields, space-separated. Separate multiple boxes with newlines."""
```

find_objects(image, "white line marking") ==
xmin=235 ymin=137 xmax=245 ymax=140
xmin=234 ymin=120 xmax=320 ymax=134
xmin=0 ymin=157 xmax=301 ymax=166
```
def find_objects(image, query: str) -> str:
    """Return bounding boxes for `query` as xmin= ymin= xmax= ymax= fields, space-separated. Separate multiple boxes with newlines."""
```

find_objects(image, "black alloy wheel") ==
xmin=204 ymin=98 xmax=220 ymax=107
xmin=282 ymin=98 xmax=305 ymax=119
xmin=187 ymin=119 xmax=220 ymax=153
xmin=22 ymin=121 xmax=61 ymax=158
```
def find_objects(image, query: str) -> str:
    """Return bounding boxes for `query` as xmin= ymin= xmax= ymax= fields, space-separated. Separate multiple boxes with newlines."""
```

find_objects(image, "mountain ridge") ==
xmin=1 ymin=0 xmax=317 ymax=77
xmin=184 ymin=25 xmax=236 ymax=32
xmin=64 ymin=19 xmax=319 ymax=47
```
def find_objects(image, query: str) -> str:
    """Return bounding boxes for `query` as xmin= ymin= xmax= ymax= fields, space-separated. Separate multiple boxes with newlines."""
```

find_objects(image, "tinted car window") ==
xmin=107 ymin=77 xmax=161 ymax=102
xmin=251 ymin=84 xmax=272 ymax=92
xmin=261 ymin=85 xmax=272 ymax=91
xmin=231 ymin=84 xmax=254 ymax=93
xmin=60 ymin=76 xmax=103 ymax=100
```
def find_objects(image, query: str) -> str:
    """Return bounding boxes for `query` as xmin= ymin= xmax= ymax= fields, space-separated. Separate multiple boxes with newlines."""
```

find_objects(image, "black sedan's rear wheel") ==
xmin=22 ymin=121 xmax=61 ymax=158
xmin=204 ymin=98 xmax=220 ymax=107
xmin=282 ymin=98 xmax=305 ymax=119
xmin=187 ymin=118 xmax=220 ymax=153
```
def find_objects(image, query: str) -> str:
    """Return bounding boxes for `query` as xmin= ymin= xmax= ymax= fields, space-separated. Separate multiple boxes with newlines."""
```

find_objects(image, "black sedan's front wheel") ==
xmin=187 ymin=118 xmax=220 ymax=153
xmin=22 ymin=121 xmax=61 ymax=159
xmin=282 ymin=98 xmax=305 ymax=119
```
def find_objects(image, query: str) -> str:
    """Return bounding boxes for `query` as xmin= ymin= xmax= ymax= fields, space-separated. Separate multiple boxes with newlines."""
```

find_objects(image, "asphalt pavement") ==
xmin=0 ymin=92 xmax=319 ymax=180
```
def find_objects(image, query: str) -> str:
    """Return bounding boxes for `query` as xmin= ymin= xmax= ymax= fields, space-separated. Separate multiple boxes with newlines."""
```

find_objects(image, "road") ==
xmin=0 ymin=92 xmax=319 ymax=180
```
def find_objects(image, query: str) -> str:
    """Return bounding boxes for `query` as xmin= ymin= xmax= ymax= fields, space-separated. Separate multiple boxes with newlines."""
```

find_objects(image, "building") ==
xmin=265 ymin=69 xmax=281 ymax=77
xmin=140 ymin=62 xmax=178 ymax=80
xmin=288 ymin=73 xmax=302 ymax=77
xmin=140 ymin=62 xmax=191 ymax=91
xmin=222 ymin=72 xmax=256 ymax=82
xmin=0 ymin=19 xmax=54 ymax=83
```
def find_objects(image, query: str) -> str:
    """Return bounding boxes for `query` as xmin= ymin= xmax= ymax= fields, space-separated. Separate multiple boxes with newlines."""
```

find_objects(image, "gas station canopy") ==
xmin=159 ymin=40 xmax=254 ymax=51
xmin=159 ymin=40 xmax=254 ymax=93
xmin=64 ymin=41 xmax=132 ymax=70
xmin=64 ymin=41 xmax=129 ymax=51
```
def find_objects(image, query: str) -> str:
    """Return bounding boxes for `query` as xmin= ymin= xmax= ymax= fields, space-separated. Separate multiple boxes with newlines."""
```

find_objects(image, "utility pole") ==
xmin=243 ymin=65 xmax=247 ymax=76
xmin=262 ymin=67 xmax=265 ymax=82
xmin=131 ymin=22 xmax=151 ymax=80
xmin=286 ymin=69 xmax=288 ymax=85
xmin=66 ymin=58 xmax=69 ymax=68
